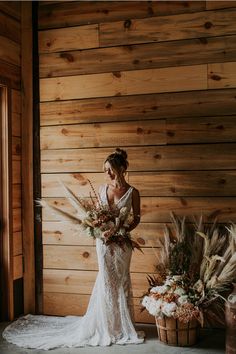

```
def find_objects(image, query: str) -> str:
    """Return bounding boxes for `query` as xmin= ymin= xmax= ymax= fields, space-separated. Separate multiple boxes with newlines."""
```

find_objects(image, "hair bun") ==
xmin=115 ymin=148 xmax=128 ymax=161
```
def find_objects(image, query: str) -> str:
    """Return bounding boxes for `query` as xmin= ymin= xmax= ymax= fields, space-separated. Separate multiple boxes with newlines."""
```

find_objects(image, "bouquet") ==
xmin=37 ymin=179 xmax=141 ymax=252
xmin=141 ymin=213 xmax=236 ymax=326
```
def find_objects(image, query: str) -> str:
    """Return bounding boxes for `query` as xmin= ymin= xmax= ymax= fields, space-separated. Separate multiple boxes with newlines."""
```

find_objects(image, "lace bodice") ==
xmin=2 ymin=184 xmax=144 ymax=350
xmin=99 ymin=183 xmax=133 ymax=211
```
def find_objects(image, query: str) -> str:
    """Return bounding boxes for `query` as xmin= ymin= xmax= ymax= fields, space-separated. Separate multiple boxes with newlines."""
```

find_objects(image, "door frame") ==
xmin=0 ymin=79 xmax=14 ymax=321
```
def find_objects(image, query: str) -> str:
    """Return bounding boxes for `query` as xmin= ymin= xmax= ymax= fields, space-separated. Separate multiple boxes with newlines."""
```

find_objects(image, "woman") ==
xmin=2 ymin=148 xmax=145 ymax=350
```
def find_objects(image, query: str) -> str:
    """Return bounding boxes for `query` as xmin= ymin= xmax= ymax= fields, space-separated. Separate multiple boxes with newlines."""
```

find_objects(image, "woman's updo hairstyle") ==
xmin=104 ymin=148 xmax=129 ymax=174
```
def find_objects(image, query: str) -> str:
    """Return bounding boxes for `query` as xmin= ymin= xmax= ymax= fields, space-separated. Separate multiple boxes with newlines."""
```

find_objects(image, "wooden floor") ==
xmin=0 ymin=322 xmax=225 ymax=354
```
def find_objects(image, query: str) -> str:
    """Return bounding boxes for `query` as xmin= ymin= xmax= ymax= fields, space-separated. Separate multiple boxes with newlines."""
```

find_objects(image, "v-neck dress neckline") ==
xmin=105 ymin=184 xmax=132 ymax=208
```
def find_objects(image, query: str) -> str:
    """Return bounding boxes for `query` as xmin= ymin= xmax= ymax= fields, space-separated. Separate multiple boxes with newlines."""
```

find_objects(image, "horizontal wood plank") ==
xmin=40 ymin=89 xmax=236 ymax=126
xmin=40 ymin=65 xmax=207 ymax=101
xmin=0 ymin=2 xmax=21 ymax=21
xmin=0 ymin=35 xmax=20 ymax=66
xmin=43 ymin=269 xmax=152 ymax=298
xmin=38 ymin=1 xmax=205 ymax=29
xmin=0 ymin=59 xmax=20 ymax=90
xmin=99 ymin=8 xmax=236 ymax=47
xmin=40 ymin=120 xmax=166 ymax=149
xmin=39 ymin=34 xmax=236 ymax=78
xmin=38 ymin=24 xmax=99 ymax=53
xmin=0 ymin=11 xmax=21 ymax=43
xmin=206 ymin=1 xmax=236 ymax=10
xmin=41 ymin=171 xmax=236 ymax=197
xmin=43 ymin=245 xmax=159 ymax=273
xmin=208 ymin=62 xmax=236 ymax=89
xmin=41 ymin=144 xmax=236 ymax=173
xmin=42 ymin=221 xmax=164 ymax=248
xmin=43 ymin=292 xmax=153 ymax=323
xmin=42 ymin=196 xmax=236 ymax=223
xmin=166 ymin=116 xmax=236 ymax=144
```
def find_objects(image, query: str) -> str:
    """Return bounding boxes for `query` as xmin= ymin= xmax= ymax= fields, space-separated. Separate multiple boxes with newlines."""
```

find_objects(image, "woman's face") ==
xmin=104 ymin=161 xmax=117 ymax=182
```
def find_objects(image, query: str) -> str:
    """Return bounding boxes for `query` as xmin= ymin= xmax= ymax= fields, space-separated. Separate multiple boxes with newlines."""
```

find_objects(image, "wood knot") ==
xmin=199 ymin=37 xmax=208 ymax=45
xmin=218 ymin=178 xmax=226 ymax=185
xmin=147 ymin=6 xmax=154 ymax=16
xmin=137 ymin=127 xmax=143 ymax=134
xmin=113 ymin=71 xmax=121 ymax=78
xmin=83 ymin=252 xmax=90 ymax=258
xmin=124 ymin=19 xmax=132 ymax=29
xmin=133 ymin=59 xmax=140 ymax=65
xmin=204 ymin=21 xmax=213 ymax=29
xmin=216 ymin=125 xmax=224 ymax=130
xmin=154 ymin=154 xmax=161 ymax=159
xmin=106 ymin=103 xmax=112 ymax=109
xmin=61 ymin=128 xmax=68 ymax=135
xmin=60 ymin=52 xmax=74 ymax=62
xmin=137 ymin=237 xmax=145 ymax=245
xmin=180 ymin=197 xmax=187 ymax=206
xmin=170 ymin=187 xmax=176 ymax=193
xmin=211 ymin=74 xmax=221 ymax=81
xmin=167 ymin=130 xmax=175 ymax=137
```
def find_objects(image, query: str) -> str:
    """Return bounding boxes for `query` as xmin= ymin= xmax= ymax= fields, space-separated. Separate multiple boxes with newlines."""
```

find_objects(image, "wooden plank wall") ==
xmin=38 ymin=1 xmax=236 ymax=324
xmin=0 ymin=1 xmax=23 ymax=319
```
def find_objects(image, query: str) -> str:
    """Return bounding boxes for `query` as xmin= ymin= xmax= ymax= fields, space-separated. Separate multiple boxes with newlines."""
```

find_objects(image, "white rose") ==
xmin=151 ymin=285 xmax=169 ymax=294
xmin=162 ymin=302 xmax=177 ymax=317
xmin=148 ymin=299 xmax=162 ymax=317
xmin=177 ymin=295 xmax=189 ymax=305
xmin=174 ymin=287 xmax=186 ymax=296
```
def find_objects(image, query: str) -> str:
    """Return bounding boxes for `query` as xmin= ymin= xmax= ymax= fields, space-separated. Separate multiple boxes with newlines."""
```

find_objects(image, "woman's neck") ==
xmin=110 ymin=178 xmax=128 ymax=190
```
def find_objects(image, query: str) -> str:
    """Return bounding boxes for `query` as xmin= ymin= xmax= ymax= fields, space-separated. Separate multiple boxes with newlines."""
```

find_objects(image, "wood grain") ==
xmin=40 ymin=65 xmax=207 ymax=101
xmin=43 ymin=268 xmax=153 ymax=298
xmin=43 ymin=292 xmax=154 ymax=323
xmin=40 ymin=89 xmax=236 ymax=126
xmin=39 ymin=34 xmax=236 ymax=78
xmin=208 ymin=62 xmax=236 ymax=89
xmin=42 ymin=221 xmax=164 ymax=248
xmin=0 ymin=11 xmax=21 ymax=43
xmin=0 ymin=2 xmax=21 ymax=21
xmin=166 ymin=116 xmax=236 ymax=144
xmin=43 ymin=245 xmax=159 ymax=273
xmin=42 ymin=196 xmax=236 ymax=223
xmin=38 ymin=24 xmax=99 ymax=53
xmin=99 ymin=8 xmax=236 ymax=47
xmin=40 ymin=120 xmax=166 ymax=149
xmin=38 ymin=1 xmax=205 ymax=29
xmin=41 ymin=171 xmax=236 ymax=197
xmin=13 ymin=232 xmax=23 ymax=256
xmin=13 ymin=255 xmax=23 ymax=280
xmin=0 ymin=35 xmax=20 ymax=66
xmin=40 ymin=144 xmax=236 ymax=173
xmin=206 ymin=1 xmax=236 ymax=10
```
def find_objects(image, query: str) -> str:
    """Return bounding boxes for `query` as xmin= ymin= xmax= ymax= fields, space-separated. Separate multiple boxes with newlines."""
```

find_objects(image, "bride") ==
xmin=2 ymin=148 xmax=145 ymax=350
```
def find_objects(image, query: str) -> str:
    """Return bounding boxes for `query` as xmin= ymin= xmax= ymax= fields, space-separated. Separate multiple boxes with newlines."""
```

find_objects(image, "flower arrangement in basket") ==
xmin=37 ymin=179 xmax=141 ymax=253
xmin=141 ymin=213 xmax=236 ymax=346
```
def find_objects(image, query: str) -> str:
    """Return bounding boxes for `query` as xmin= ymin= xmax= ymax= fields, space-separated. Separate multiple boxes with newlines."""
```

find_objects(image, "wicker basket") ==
xmin=155 ymin=316 xmax=199 ymax=346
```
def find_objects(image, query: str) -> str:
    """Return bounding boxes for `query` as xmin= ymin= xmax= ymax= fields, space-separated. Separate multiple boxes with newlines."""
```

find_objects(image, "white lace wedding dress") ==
xmin=2 ymin=184 xmax=145 ymax=350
